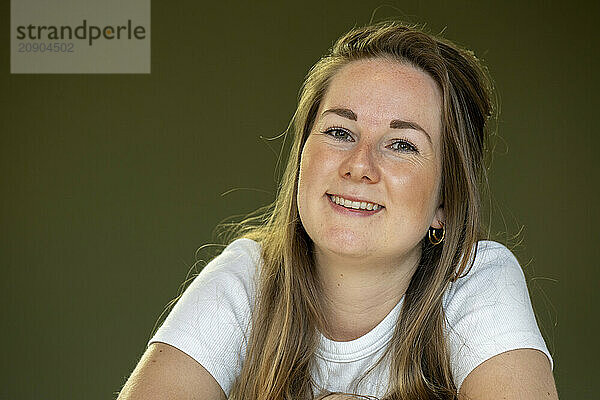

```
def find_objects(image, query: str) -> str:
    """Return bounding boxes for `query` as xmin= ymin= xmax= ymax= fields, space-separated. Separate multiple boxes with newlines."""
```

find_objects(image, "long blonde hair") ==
xmin=225 ymin=21 xmax=494 ymax=400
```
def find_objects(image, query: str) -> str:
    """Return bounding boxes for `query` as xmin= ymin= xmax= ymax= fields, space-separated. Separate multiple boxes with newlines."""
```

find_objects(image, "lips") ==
xmin=327 ymin=193 xmax=384 ymax=211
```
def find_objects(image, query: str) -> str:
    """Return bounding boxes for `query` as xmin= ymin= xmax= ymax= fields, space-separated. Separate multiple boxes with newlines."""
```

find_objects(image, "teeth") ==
xmin=329 ymin=194 xmax=381 ymax=211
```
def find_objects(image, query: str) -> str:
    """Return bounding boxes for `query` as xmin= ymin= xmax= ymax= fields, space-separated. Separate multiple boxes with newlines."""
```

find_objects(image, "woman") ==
xmin=118 ymin=21 xmax=558 ymax=399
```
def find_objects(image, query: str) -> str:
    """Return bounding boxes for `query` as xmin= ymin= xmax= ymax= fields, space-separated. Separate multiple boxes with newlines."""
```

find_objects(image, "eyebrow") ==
xmin=321 ymin=107 xmax=432 ymax=145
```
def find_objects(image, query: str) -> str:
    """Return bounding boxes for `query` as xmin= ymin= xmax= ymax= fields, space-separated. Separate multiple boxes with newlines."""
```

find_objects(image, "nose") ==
xmin=339 ymin=141 xmax=380 ymax=183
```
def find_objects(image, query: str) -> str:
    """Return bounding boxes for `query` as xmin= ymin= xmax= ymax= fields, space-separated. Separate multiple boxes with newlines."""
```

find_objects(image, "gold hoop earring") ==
xmin=428 ymin=224 xmax=445 ymax=245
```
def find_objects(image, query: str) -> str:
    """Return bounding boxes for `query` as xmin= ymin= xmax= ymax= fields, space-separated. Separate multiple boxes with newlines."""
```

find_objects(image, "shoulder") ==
xmin=188 ymin=238 xmax=262 ymax=306
xmin=147 ymin=238 xmax=262 ymax=395
xmin=443 ymin=239 xmax=533 ymax=324
xmin=444 ymin=240 xmax=526 ymax=306
xmin=443 ymin=240 xmax=553 ymax=391
xmin=202 ymin=238 xmax=262 ymax=275
xmin=197 ymin=238 xmax=262 ymax=289
xmin=152 ymin=237 xmax=262 ymax=337
xmin=460 ymin=240 xmax=523 ymax=279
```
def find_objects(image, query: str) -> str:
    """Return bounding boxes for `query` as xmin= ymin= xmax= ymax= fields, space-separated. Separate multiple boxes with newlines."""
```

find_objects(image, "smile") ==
xmin=327 ymin=194 xmax=384 ymax=211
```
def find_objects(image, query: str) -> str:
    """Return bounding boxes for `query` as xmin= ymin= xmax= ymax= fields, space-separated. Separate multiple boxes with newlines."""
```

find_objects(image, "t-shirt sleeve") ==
xmin=148 ymin=238 xmax=260 ymax=396
xmin=443 ymin=241 xmax=554 ymax=392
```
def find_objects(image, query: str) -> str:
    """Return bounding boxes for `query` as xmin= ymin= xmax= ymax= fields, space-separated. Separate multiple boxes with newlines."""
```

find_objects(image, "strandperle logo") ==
xmin=11 ymin=0 xmax=150 ymax=74
xmin=15 ymin=19 xmax=147 ymax=46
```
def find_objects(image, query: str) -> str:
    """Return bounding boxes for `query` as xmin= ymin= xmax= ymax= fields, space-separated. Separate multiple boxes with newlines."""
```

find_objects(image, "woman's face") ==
xmin=297 ymin=58 xmax=445 ymax=264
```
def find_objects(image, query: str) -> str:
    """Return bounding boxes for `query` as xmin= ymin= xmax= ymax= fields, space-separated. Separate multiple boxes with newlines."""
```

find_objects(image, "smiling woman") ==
xmin=117 ymin=21 xmax=558 ymax=400
xmin=298 ymin=59 xmax=443 ymax=267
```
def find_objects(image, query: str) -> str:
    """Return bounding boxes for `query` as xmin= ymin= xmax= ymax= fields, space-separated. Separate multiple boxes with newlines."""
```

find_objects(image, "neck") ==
xmin=315 ymin=246 xmax=420 ymax=341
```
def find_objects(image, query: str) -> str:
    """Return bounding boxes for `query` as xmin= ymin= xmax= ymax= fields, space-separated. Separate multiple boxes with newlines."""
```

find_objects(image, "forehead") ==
xmin=320 ymin=58 xmax=442 ymax=136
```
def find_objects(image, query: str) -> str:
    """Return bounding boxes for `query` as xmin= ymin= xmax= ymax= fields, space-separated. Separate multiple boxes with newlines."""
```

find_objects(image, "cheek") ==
xmin=297 ymin=142 xmax=320 ymax=213
xmin=385 ymin=163 xmax=440 ymax=218
xmin=297 ymin=144 xmax=326 ymax=240
xmin=298 ymin=140 xmax=334 ymax=198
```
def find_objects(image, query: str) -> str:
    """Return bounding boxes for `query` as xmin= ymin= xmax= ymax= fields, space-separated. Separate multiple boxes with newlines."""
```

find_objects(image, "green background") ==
xmin=1 ymin=1 xmax=596 ymax=398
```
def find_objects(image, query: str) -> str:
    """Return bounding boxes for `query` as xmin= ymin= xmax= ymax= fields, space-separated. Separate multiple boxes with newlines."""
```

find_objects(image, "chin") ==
xmin=318 ymin=230 xmax=375 ymax=258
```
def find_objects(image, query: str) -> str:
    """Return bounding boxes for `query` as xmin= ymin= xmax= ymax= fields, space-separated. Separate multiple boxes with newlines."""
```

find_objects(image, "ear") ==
xmin=431 ymin=203 xmax=445 ymax=229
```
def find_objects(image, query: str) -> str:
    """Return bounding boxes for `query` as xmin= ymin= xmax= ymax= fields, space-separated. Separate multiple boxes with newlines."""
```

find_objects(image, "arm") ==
xmin=117 ymin=342 xmax=226 ymax=400
xmin=458 ymin=348 xmax=558 ymax=400
xmin=445 ymin=241 xmax=555 ymax=392
xmin=119 ymin=239 xmax=259 ymax=399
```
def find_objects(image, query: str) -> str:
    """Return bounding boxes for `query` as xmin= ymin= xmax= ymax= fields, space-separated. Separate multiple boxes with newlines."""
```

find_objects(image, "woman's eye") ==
xmin=389 ymin=140 xmax=418 ymax=153
xmin=322 ymin=127 xmax=353 ymax=141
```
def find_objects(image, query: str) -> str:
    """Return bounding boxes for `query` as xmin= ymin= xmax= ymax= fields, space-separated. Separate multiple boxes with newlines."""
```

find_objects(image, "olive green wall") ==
xmin=1 ymin=1 xmax=596 ymax=398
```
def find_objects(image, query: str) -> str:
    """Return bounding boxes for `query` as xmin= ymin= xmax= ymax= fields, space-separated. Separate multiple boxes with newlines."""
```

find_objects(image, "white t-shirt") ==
xmin=149 ymin=238 xmax=553 ymax=397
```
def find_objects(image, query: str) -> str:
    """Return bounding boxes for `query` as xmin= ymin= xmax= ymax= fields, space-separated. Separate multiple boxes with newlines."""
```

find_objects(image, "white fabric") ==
xmin=149 ymin=238 xmax=553 ymax=397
